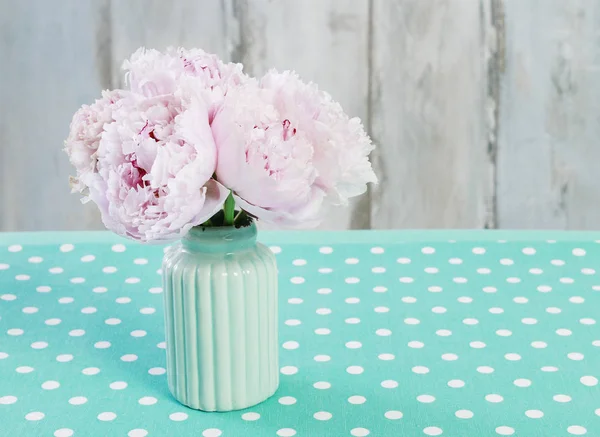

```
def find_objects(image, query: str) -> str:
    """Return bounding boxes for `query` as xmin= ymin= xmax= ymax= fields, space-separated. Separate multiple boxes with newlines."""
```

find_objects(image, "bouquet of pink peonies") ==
xmin=65 ymin=47 xmax=377 ymax=242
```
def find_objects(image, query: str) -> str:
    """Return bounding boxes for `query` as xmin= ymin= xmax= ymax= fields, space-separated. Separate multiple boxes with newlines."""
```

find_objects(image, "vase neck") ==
xmin=182 ymin=222 xmax=258 ymax=254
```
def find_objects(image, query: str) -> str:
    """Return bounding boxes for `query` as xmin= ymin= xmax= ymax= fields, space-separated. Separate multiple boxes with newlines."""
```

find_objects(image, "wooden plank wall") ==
xmin=1 ymin=0 xmax=599 ymax=231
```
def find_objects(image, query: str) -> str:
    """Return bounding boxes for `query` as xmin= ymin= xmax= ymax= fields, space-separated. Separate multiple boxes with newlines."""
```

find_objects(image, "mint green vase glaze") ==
xmin=162 ymin=222 xmax=279 ymax=411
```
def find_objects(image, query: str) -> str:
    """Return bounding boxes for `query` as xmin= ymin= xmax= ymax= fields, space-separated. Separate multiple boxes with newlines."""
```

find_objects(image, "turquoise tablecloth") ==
xmin=1 ymin=230 xmax=599 ymax=437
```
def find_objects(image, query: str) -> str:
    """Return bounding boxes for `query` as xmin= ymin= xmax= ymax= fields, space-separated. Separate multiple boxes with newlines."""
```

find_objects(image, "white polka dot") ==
xmin=241 ymin=412 xmax=260 ymax=421
xmin=278 ymin=396 xmax=297 ymax=405
xmin=102 ymin=266 xmax=117 ymax=274
xmin=500 ymin=258 xmax=514 ymax=265
xmin=489 ymin=307 xmax=504 ymax=314
xmin=551 ymin=259 xmax=566 ymax=266
xmin=546 ymin=307 xmax=562 ymax=314
xmin=483 ymin=286 xmax=497 ymax=293
xmin=45 ymin=318 xmax=61 ymax=326
xmin=139 ymin=307 xmax=156 ymax=315
xmin=553 ymin=394 xmax=572 ymax=402
xmin=399 ymin=277 xmax=414 ymax=283
xmin=157 ymin=341 xmax=166 ymax=349
xmin=131 ymin=330 xmax=147 ymax=338
xmin=378 ymin=353 xmax=395 ymax=360
xmin=60 ymin=243 xmax=74 ymax=252
xmin=408 ymin=341 xmax=424 ymax=349
xmin=542 ymin=366 xmax=559 ymax=372
xmin=522 ymin=318 xmax=538 ymax=325
xmin=28 ymin=256 xmax=43 ymax=263
xmin=522 ymin=247 xmax=536 ymax=255
xmin=94 ymin=341 xmax=111 ymax=349
xmin=496 ymin=426 xmax=515 ymax=435
xmin=412 ymin=366 xmax=430 ymax=374
xmin=402 ymin=296 xmax=417 ymax=303
xmin=269 ymin=246 xmax=281 ymax=254
xmin=423 ymin=267 xmax=438 ymax=274
xmin=16 ymin=366 xmax=34 ymax=373
xmin=345 ymin=258 xmax=359 ymax=264
xmin=436 ymin=329 xmax=452 ymax=337
xmin=81 ymin=306 xmax=97 ymax=314
xmin=169 ymin=412 xmax=188 ymax=421
xmin=313 ymin=411 xmax=332 ymax=421
xmin=36 ymin=286 xmax=51 ymax=293
xmin=453 ymin=277 xmax=468 ymax=283
xmin=283 ymin=341 xmax=300 ymax=350
xmin=31 ymin=341 xmax=48 ymax=349
xmin=557 ymin=328 xmax=572 ymax=336
xmin=404 ymin=318 xmax=419 ymax=325
xmin=348 ymin=395 xmax=366 ymax=404
xmin=458 ymin=296 xmax=473 ymax=303
xmin=54 ymin=429 xmax=74 ymax=437
xmin=448 ymin=379 xmax=465 ymax=388
xmin=560 ymin=277 xmax=575 ymax=284
xmin=417 ymin=394 xmax=436 ymax=403
xmin=280 ymin=366 xmax=298 ymax=375
xmin=276 ymin=429 xmax=297 ymax=437
xmin=56 ymin=354 xmax=73 ymax=363
xmin=374 ymin=306 xmax=390 ymax=313
xmin=345 ymin=277 xmax=360 ymax=284
xmin=316 ymin=308 xmax=331 ymax=315
xmin=423 ymin=427 xmax=443 ymax=436
xmin=0 ymin=396 xmax=17 ymax=404
xmin=121 ymin=354 xmax=138 ymax=362
xmin=593 ymin=341 xmax=600 ymax=347
xmin=22 ymin=306 xmax=38 ymax=314
xmin=292 ymin=259 xmax=307 ymax=266
xmin=346 ymin=365 xmax=364 ymax=375
xmin=58 ymin=297 xmax=74 ymax=305
xmin=345 ymin=341 xmax=362 ymax=349
xmin=15 ymin=274 xmax=30 ymax=281
xmin=507 ymin=277 xmax=521 ymax=283
xmin=49 ymin=267 xmax=63 ymax=274
xmin=373 ymin=286 xmax=387 ymax=293
xmin=319 ymin=268 xmax=333 ymax=274
xmin=381 ymin=380 xmax=398 ymax=388
xmin=128 ymin=430 xmax=148 ymax=437
xmin=580 ymin=318 xmax=596 ymax=325
xmin=319 ymin=246 xmax=333 ymax=254
xmin=514 ymin=378 xmax=531 ymax=387
xmin=463 ymin=318 xmax=479 ymax=325
xmin=455 ymin=409 xmax=474 ymax=419
xmin=109 ymin=381 xmax=127 ymax=390
xmin=350 ymin=429 xmax=370 ymax=437
xmin=372 ymin=267 xmax=386 ymax=273
xmin=287 ymin=298 xmax=303 ymax=305
xmin=1 ymin=293 xmax=17 ymax=301
xmin=580 ymin=376 xmax=598 ymax=386
xmin=68 ymin=396 xmax=87 ymax=405
xmin=486 ymin=394 xmax=504 ymax=403
xmin=105 ymin=318 xmax=121 ymax=325
xmin=568 ymin=352 xmax=584 ymax=360
xmin=567 ymin=426 xmax=587 ymax=435
xmin=138 ymin=396 xmax=157 ymax=405
xmin=98 ymin=412 xmax=117 ymax=421
xmin=421 ymin=246 xmax=435 ymax=254
xmin=513 ymin=296 xmax=528 ymax=304
xmin=0 ymin=263 xmax=8 ymax=270
xmin=149 ymin=287 xmax=163 ymax=294
xmin=472 ymin=247 xmax=486 ymax=254
xmin=317 ymin=288 xmax=332 ymax=295
xmin=496 ymin=329 xmax=512 ymax=336
xmin=25 ymin=412 xmax=45 ymax=421
xmin=448 ymin=257 xmax=463 ymax=264
xmin=525 ymin=410 xmax=544 ymax=419
xmin=42 ymin=381 xmax=60 ymax=390
xmin=8 ymin=244 xmax=22 ymax=252
xmin=442 ymin=353 xmax=458 ymax=361
xmin=125 ymin=277 xmax=140 ymax=284
xmin=384 ymin=411 xmax=403 ymax=420
xmin=477 ymin=366 xmax=495 ymax=374
xmin=148 ymin=367 xmax=166 ymax=375
xmin=82 ymin=367 xmax=100 ymax=375
xmin=428 ymin=286 xmax=443 ymax=293
xmin=377 ymin=328 xmax=393 ymax=336
xmin=531 ymin=341 xmax=547 ymax=348
xmin=313 ymin=381 xmax=331 ymax=389
xmin=7 ymin=328 xmax=24 ymax=337
xmin=537 ymin=285 xmax=552 ymax=293
xmin=345 ymin=297 xmax=360 ymax=304
xmin=285 ymin=319 xmax=302 ymax=327
xmin=572 ymin=248 xmax=586 ymax=256
xmin=134 ymin=258 xmax=148 ymax=265
xmin=581 ymin=268 xmax=595 ymax=275
xmin=477 ymin=267 xmax=491 ymax=274
xmin=397 ymin=257 xmax=411 ymax=264
xmin=110 ymin=243 xmax=126 ymax=253
xmin=529 ymin=268 xmax=543 ymax=274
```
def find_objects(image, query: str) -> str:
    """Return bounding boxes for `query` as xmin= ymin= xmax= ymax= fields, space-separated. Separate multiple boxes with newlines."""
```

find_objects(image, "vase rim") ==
xmin=183 ymin=221 xmax=257 ymax=253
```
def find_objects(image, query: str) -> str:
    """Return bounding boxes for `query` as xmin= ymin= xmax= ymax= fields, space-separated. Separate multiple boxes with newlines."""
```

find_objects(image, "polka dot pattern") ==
xmin=1 ymin=236 xmax=600 ymax=436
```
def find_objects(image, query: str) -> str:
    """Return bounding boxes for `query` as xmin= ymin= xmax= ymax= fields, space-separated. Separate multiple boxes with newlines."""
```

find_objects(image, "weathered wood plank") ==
xmin=497 ymin=0 xmax=600 ymax=229
xmin=110 ymin=0 xmax=237 ymax=87
xmin=369 ymin=0 xmax=494 ymax=229
xmin=0 ymin=0 xmax=110 ymax=231
xmin=236 ymin=0 xmax=371 ymax=230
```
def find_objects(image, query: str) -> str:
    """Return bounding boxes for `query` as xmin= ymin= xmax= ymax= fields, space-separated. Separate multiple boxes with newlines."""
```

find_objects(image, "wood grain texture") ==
xmin=497 ymin=0 xmax=600 ymax=229
xmin=235 ymin=0 xmax=371 ymax=229
xmin=0 ymin=0 xmax=109 ymax=231
xmin=110 ymin=0 xmax=238 ymax=87
xmin=369 ymin=0 xmax=495 ymax=229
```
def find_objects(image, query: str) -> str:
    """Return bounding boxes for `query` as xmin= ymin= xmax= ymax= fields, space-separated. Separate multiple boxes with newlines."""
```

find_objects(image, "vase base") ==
xmin=169 ymin=382 xmax=279 ymax=412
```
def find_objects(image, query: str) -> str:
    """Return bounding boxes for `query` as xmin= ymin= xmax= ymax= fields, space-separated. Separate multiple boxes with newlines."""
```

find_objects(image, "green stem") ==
xmin=223 ymin=192 xmax=235 ymax=226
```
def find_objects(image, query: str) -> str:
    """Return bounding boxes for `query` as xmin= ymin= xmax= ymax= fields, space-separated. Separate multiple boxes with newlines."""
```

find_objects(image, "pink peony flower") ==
xmin=212 ymin=71 xmax=376 ymax=227
xmin=84 ymin=92 xmax=227 ymax=242
xmin=64 ymin=89 xmax=126 ymax=192
xmin=123 ymin=47 xmax=246 ymax=121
